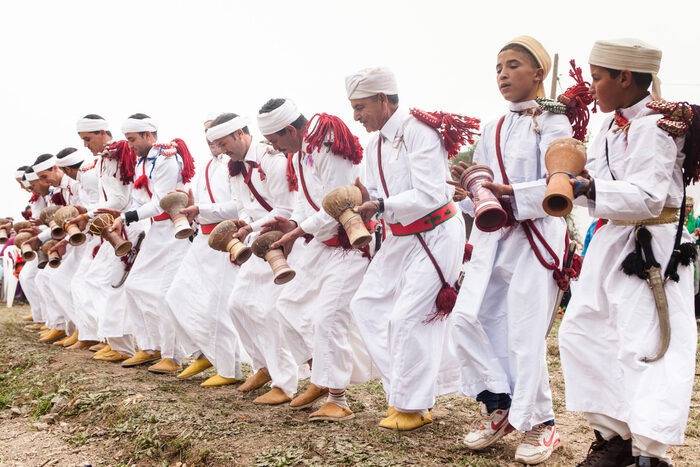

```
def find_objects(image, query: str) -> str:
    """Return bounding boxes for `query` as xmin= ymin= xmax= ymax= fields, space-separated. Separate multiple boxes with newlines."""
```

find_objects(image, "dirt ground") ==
xmin=0 ymin=304 xmax=698 ymax=467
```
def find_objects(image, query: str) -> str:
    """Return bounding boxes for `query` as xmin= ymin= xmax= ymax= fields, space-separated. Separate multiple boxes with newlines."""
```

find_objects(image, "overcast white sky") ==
xmin=2 ymin=0 xmax=700 ymax=218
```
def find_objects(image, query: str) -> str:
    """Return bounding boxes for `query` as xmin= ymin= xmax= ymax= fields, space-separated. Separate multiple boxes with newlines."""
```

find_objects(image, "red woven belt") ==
xmin=389 ymin=201 xmax=458 ymax=236
xmin=153 ymin=212 xmax=171 ymax=221
xmin=200 ymin=223 xmax=216 ymax=234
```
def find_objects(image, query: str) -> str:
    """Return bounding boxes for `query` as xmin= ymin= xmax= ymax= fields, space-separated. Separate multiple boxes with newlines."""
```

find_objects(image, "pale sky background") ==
xmin=2 ymin=0 xmax=700 ymax=224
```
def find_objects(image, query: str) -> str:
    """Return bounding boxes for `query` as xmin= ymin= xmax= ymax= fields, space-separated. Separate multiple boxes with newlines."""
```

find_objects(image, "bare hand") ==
xmin=354 ymin=201 xmax=378 ymax=224
xmin=271 ymin=226 xmax=304 ymax=257
xmin=95 ymin=208 xmax=122 ymax=218
xmin=74 ymin=205 xmax=87 ymax=214
xmin=108 ymin=216 xmax=124 ymax=235
xmin=453 ymin=186 xmax=468 ymax=202
xmin=568 ymin=170 xmax=591 ymax=197
xmin=231 ymin=220 xmax=252 ymax=241
xmin=174 ymin=188 xmax=195 ymax=208
xmin=481 ymin=181 xmax=514 ymax=198
xmin=20 ymin=227 xmax=41 ymax=236
xmin=68 ymin=214 xmax=89 ymax=232
xmin=30 ymin=218 xmax=42 ymax=227
xmin=26 ymin=236 xmax=40 ymax=250
xmin=450 ymin=161 xmax=474 ymax=181
xmin=354 ymin=177 xmax=370 ymax=203
xmin=261 ymin=216 xmax=297 ymax=235
xmin=178 ymin=205 xmax=200 ymax=223
xmin=51 ymin=238 xmax=68 ymax=257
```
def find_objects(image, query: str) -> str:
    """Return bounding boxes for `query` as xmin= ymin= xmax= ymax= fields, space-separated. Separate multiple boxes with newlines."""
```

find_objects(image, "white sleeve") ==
xmin=135 ymin=156 xmax=180 ymax=220
xmin=248 ymin=155 xmax=295 ymax=232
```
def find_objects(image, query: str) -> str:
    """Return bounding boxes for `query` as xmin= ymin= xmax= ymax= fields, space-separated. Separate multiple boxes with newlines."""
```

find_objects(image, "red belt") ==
xmin=323 ymin=236 xmax=341 ymax=247
xmin=153 ymin=212 xmax=171 ymax=221
xmin=200 ymin=223 xmax=216 ymax=234
xmin=389 ymin=201 xmax=457 ymax=236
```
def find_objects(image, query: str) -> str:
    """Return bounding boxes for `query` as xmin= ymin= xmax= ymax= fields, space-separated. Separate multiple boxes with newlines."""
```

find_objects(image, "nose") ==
xmin=353 ymin=110 xmax=361 ymax=122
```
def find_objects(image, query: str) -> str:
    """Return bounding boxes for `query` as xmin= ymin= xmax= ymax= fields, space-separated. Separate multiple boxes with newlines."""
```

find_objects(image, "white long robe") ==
xmin=123 ymin=146 xmax=191 ymax=353
xmin=275 ymin=133 xmax=374 ymax=390
xmin=18 ymin=195 xmax=47 ymax=322
xmin=450 ymin=101 xmax=571 ymax=431
xmin=559 ymin=96 xmax=697 ymax=446
xmin=163 ymin=153 xmax=243 ymax=376
xmin=226 ymin=141 xmax=299 ymax=394
xmin=350 ymin=107 xmax=465 ymax=411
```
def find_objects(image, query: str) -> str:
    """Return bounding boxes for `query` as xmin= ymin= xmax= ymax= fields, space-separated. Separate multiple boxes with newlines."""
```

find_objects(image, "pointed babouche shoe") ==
xmin=177 ymin=358 xmax=212 ymax=379
xmin=200 ymin=374 xmax=240 ymax=387
xmin=253 ymin=387 xmax=292 ymax=405
xmin=121 ymin=350 xmax=161 ymax=368
xmin=94 ymin=350 xmax=129 ymax=362
xmin=147 ymin=358 xmax=182 ymax=374
xmin=309 ymin=402 xmax=355 ymax=422
xmin=289 ymin=384 xmax=328 ymax=409
xmin=237 ymin=368 xmax=271 ymax=392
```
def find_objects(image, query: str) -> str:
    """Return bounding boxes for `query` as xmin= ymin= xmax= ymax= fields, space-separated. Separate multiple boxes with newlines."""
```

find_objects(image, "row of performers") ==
xmin=5 ymin=36 xmax=697 ymax=467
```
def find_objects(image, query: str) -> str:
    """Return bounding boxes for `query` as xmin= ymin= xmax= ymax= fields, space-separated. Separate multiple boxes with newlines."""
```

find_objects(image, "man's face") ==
xmin=496 ymin=49 xmax=542 ymax=103
xmin=215 ymin=132 xmax=247 ymax=161
xmin=125 ymin=132 xmax=153 ymax=158
xmin=29 ymin=179 xmax=49 ymax=196
xmin=263 ymin=126 xmax=302 ymax=154
xmin=37 ymin=166 xmax=64 ymax=187
xmin=63 ymin=166 xmax=79 ymax=180
xmin=79 ymin=131 xmax=109 ymax=156
xmin=589 ymin=65 xmax=625 ymax=113
xmin=350 ymin=96 xmax=386 ymax=133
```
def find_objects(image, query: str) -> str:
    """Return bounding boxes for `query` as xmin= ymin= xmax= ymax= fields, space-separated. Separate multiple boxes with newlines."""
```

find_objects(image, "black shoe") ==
xmin=636 ymin=456 xmax=671 ymax=467
xmin=576 ymin=430 xmax=635 ymax=467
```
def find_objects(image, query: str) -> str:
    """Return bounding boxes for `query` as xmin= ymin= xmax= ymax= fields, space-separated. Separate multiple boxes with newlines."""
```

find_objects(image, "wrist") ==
xmin=375 ymin=198 xmax=384 ymax=214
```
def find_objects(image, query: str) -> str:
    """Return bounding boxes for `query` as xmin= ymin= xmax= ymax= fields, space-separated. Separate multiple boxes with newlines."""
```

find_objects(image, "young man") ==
xmin=258 ymin=98 xmax=373 ymax=421
xmin=161 ymin=117 xmax=243 ymax=385
xmin=449 ymin=36 xmax=570 ymax=464
xmin=560 ymin=38 xmax=697 ymax=467
xmin=346 ymin=67 xmax=465 ymax=431
xmin=107 ymin=114 xmax=194 ymax=371
xmin=207 ymin=112 xmax=299 ymax=396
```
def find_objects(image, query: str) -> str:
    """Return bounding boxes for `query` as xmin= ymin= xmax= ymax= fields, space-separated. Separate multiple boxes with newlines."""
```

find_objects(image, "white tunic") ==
xmin=163 ymin=153 xmax=243 ymax=376
xmin=350 ymin=107 xmax=465 ymax=411
xmin=18 ymin=194 xmax=48 ymax=322
xmin=450 ymin=101 xmax=571 ymax=431
xmin=226 ymin=140 xmax=300 ymax=394
xmin=559 ymin=96 xmax=697 ymax=445
xmin=122 ymin=145 xmax=191 ymax=353
xmin=275 ymin=127 xmax=374 ymax=390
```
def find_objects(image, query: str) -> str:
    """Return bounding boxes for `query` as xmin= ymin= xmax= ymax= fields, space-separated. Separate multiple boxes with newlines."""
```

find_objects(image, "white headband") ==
xmin=14 ymin=170 xmax=24 ymax=179
xmin=25 ymin=171 xmax=38 ymax=181
xmin=121 ymin=117 xmax=158 ymax=134
xmin=206 ymin=116 xmax=248 ymax=142
xmin=32 ymin=156 xmax=57 ymax=173
xmin=76 ymin=117 xmax=109 ymax=133
xmin=22 ymin=180 xmax=30 ymax=188
xmin=56 ymin=149 xmax=85 ymax=167
xmin=345 ymin=67 xmax=398 ymax=99
xmin=257 ymin=99 xmax=301 ymax=135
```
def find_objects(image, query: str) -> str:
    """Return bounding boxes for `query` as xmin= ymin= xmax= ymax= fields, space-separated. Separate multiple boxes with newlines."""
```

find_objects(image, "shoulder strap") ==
xmin=494 ymin=116 xmax=509 ymax=184
xmin=204 ymin=159 xmax=216 ymax=203
xmin=241 ymin=163 xmax=272 ymax=212
xmin=297 ymin=151 xmax=319 ymax=212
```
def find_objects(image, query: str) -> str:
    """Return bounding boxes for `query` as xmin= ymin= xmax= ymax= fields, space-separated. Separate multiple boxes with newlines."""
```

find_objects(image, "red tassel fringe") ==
xmin=92 ymin=245 xmax=100 ymax=258
xmin=21 ymin=208 xmax=32 ymax=220
xmin=102 ymin=140 xmax=137 ymax=185
xmin=171 ymin=138 xmax=196 ymax=184
xmin=558 ymin=60 xmax=597 ymax=141
xmin=28 ymin=193 xmax=39 ymax=203
xmin=286 ymin=153 xmax=298 ymax=192
xmin=463 ymin=242 xmax=473 ymax=263
xmin=304 ymin=114 xmax=363 ymax=165
xmin=410 ymin=108 xmax=480 ymax=158
xmin=133 ymin=174 xmax=148 ymax=191
xmin=51 ymin=192 xmax=66 ymax=206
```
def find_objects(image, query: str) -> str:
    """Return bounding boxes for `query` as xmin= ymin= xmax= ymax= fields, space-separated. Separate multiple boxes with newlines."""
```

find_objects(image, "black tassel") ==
xmin=678 ymin=242 xmax=697 ymax=265
xmin=620 ymin=250 xmax=648 ymax=279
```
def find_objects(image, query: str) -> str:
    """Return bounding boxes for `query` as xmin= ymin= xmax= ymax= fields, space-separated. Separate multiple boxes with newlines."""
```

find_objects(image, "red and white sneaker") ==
xmin=514 ymin=423 xmax=561 ymax=464
xmin=463 ymin=408 xmax=515 ymax=450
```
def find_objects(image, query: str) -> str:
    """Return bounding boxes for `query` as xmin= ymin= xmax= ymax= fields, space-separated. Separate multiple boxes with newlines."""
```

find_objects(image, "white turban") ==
xmin=345 ymin=67 xmax=398 ymax=100
xmin=206 ymin=116 xmax=249 ymax=142
xmin=589 ymin=38 xmax=663 ymax=99
xmin=257 ymin=99 xmax=301 ymax=136
xmin=14 ymin=170 xmax=25 ymax=179
xmin=121 ymin=117 xmax=158 ymax=134
xmin=32 ymin=156 xmax=57 ymax=173
xmin=56 ymin=149 xmax=86 ymax=167
xmin=25 ymin=171 xmax=39 ymax=181
xmin=76 ymin=117 xmax=109 ymax=133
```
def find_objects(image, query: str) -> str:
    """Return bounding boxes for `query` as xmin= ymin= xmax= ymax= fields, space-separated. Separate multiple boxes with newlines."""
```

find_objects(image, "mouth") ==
xmin=500 ymin=83 xmax=511 ymax=91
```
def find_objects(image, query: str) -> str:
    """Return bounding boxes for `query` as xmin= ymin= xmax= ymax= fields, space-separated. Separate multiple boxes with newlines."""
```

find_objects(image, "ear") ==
xmin=619 ymin=70 xmax=633 ymax=89
xmin=535 ymin=67 xmax=545 ymax=84
xmin=285 ymin=124 xmax=297 ymax=136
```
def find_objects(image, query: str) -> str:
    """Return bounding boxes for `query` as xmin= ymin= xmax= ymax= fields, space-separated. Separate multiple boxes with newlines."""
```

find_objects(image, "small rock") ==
xmin=40 ymin=414 xmax=56 ymax=424
xmin=34 ymin=422 xmax=50 ymax=431
xmin=10 ymin=407 xmax=22 ymax=417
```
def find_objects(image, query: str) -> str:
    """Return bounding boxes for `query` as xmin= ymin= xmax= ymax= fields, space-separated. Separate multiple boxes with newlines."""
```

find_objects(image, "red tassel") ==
xmin=286 ymin=153 xmax=298 ymax=192
xmin=51 ymin=192 xmax=66 ymax=206
xmin=92 ymin=245 xmax=100 ymax=258
xmin=133 ymin=174 xmax=148 ymax=190
xmin=171 ymin=138 xmax=196 ymax=184
xmin=410 ymin=108 xmax=480 ymax=158
xmin=463 ymin=242 xmax=473 ymax=263
xmin=304 ymin=114 xmax=363 ymax=165
xmin=102 ymin=140 xmax=137 ymax=185
xmin=558 ymin=60 xmax=597 ymax=141
xmin=21 ymin=208 xmax=32 ymax=220
xmin=28 ymin=193 xmax=39 ymax=203
xmin=424 ymin=283 xmax=459 ymax=323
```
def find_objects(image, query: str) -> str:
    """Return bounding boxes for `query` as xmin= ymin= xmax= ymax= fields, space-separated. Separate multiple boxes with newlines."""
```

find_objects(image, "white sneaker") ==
xmin=463 ymin=408 xmax=515 ymax=450
xmin=514 ymin=423 xmax=561 ymax=464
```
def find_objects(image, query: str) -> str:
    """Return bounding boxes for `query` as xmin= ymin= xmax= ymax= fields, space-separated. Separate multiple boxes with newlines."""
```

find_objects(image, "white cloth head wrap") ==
xmin=14 ymin=170 xmax=25 ymax=179
xmin=25 ymin=171 xmax=39 ymax=181
xmin=121 ymin=117 xmax=158 ymax=134
xmin=56 ymin=149 xmax=86 ymax=167
xmin=345 ymin=67 xmax=398 ymax=99
xmin=76 ymin=117 xmax=109 ymax=133
xmin=32 ymin=156 xmax=57 ymax=173
xmin=206 ymin=116 xmax=249 ymax=142
xmin=257 ymin=99 xmax=301 ymax=135
xmin=589 ymin=38 xmax=663 ymax=99
xmin=22 ymin=180 xmax=30 ymax=188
